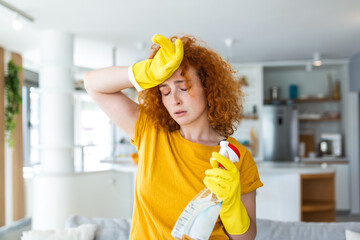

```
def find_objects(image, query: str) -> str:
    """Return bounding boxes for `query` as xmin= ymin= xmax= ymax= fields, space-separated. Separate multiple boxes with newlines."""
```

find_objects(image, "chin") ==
xmin=172 ymin=117 xmax=190 ymax=126
xmin=173 ymin=119 xmax=187 ymax=126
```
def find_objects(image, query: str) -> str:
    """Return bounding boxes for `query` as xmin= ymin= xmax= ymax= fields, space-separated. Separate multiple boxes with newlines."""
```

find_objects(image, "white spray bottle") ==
xmin=171 ymin=141 xmax=240 ymax=240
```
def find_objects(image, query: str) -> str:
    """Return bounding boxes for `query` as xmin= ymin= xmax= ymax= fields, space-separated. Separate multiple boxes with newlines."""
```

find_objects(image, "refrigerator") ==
xmin=262 ymin=105 xmax=299 ymax=162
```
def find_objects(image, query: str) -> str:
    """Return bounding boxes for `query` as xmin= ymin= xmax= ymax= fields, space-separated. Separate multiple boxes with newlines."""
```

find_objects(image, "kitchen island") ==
xmin=94 ymin=160 xmax=337 ymax=222
xmin=256 ymin=161 xmax=336 ymax=222
xmin=30 ymin=159 xmax=335 ymax=227
xmin=97 ymin=160 xmax=337 ymax=222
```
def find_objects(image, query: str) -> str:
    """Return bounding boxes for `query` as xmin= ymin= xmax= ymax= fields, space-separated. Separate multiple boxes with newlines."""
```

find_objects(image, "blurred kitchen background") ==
xmin=0 ymin=0 xmax=360 ymax=237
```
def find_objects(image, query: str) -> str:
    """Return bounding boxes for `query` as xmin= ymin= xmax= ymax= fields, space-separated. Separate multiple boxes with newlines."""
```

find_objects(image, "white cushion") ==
xmin=346 ymin=229 xmax=360 ymax=240
xmin=65 ymin=215 xmax=131 ymax=240
xmin=21 ymin=224 xmax=96 ymax=240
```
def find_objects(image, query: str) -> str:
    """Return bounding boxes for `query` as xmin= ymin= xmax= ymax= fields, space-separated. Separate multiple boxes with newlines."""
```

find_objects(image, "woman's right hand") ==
xmin=128 ymin=34 xmax=184 ymax=92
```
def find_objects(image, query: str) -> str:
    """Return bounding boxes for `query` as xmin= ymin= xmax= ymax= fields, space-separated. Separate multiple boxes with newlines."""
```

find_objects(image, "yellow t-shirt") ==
xmin=130 ymin=110 xmax=263 ymax=239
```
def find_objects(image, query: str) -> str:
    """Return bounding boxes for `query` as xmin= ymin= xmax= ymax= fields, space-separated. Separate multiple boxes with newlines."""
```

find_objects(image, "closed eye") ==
xmin=159 ymin=87 xmax=170 ymax=96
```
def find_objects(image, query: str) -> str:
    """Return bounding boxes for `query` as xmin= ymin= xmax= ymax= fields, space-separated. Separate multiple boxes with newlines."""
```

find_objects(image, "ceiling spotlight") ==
xmin=136 ymin=42 xmax=146 ymax=51
xmin=224 ymin=38 xmax=235 ymax=48
xmin=12 ymin=14 xmax=23 ymax=30
xmin=313 ymin=52 xmax=322 ymax=66
xmin=224 ymin=38 xmax=236 ymax=62
xmin=0 ymin=0 xmax=34 ymax=30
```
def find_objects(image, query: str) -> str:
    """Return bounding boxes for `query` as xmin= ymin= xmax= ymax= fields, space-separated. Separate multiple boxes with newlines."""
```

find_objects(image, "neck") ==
xmin=179 ymin=121 xmax=224 ymax=146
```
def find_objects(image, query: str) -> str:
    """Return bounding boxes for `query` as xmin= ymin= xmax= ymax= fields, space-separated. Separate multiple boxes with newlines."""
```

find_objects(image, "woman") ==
xmin=84 ymin=34 xmax=263 ymax=240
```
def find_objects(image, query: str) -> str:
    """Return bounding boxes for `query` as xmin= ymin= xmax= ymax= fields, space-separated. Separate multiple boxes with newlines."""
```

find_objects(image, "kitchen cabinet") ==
xmin=260 ymin=63 xmax=352 ymax=212
xmin=256 ymin=162 xmax=336 ymax=222
xmin=264 ymin=97 xmax=341 ymax=104
xmin=332 ymin=163 xmax=350 ymax=210
xmin=231 ymin=61 xmax=356 ymax=213
xmin=234 ymin=62 xmax=349 ymax=160
xmin=301 ymin=172 xmax=335 ymax=221
xmin=301 ymin=161 xmax=350 ymax=210
xmin=263 ymin=64 xmax=346 ymax=151
xmin=264 ymin=97 xmax=342 ymax=122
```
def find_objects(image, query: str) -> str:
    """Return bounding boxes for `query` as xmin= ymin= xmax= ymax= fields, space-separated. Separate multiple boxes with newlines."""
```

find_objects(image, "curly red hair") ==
xmin=138 ymin=35 xmax=244 ymax=137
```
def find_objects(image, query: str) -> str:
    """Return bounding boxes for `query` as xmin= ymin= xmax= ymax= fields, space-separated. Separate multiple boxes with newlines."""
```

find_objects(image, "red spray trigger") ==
xmin=219 ymin=163 xmax=225 ymax=169
xmin=218 ymin=141 xmax=241 ymax=169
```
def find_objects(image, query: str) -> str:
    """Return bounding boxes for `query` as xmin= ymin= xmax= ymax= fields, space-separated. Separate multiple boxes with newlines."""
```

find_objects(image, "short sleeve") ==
xmin=239 ymin=149 xmax=263 ymax=194
xmin=130 ymin=109 xmax=148 ymax=150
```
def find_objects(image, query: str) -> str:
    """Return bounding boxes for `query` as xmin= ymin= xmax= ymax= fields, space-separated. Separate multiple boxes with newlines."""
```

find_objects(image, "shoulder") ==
xmin=132 ymin=108 xmax=165 ymax=148
xmin=226 ymin=138 xmax=263 ymax=192
xmin=226 ymin=137 xmax=250 ymax=157
xmin=226 ymin=137 xmax=256 ymax=169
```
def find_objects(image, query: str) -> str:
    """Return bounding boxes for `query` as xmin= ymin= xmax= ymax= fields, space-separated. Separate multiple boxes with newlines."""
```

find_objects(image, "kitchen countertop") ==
xmin=26 ymin=154 xmax=338 ymax=177
xmin=100 ymin=159 xmax=336 ymax=175
xmin=256 ymin=161 xmax=335 ymax=174
xmin=28 ymin=158 xmax=337 ymax=176
xmin=108 ymin=162 xmax=137 ymax=173
xmin=300 ymin=157 xmax=348 ymax=164
xmin=100 ymin=158 xmax=137 ymax=173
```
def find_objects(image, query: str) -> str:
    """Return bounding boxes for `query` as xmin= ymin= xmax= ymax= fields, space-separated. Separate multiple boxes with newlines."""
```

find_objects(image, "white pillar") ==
xmin=39 ymin=30 xmax=74 ymax=173
xmin=348 ymin=92 xmax=360 ymax=214
xmin=32 ymin=30 xmax=74 ymax=230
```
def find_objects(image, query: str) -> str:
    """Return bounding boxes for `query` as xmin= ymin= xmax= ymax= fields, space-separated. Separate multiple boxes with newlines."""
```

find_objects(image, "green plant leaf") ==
xmin=4 ymin=60 xmax=23 ymax=148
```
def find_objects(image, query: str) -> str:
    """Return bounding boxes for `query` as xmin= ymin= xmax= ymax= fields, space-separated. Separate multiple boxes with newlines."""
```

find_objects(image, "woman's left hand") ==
xmin=203 ymin=152 xmax=250 ymax=235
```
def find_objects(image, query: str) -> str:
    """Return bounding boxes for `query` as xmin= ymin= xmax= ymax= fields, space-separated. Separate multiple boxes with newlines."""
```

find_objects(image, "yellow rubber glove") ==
xmin=203 ymin=152 xmax=250 ymax=235
xmin=128 ymin=34 xmax=184 ymax=91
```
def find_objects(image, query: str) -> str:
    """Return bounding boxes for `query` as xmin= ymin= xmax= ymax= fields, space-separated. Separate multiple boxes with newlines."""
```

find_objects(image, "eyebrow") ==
xmin=159 ymin=80 xmax=185 ymax=89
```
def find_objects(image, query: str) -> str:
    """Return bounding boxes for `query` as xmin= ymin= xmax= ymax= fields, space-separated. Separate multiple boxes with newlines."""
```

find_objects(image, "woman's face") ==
xmin=159 ymin=65 xmax=208 ymax=127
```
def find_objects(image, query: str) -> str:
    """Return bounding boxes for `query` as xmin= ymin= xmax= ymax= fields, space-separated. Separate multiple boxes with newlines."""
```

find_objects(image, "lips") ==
xmin=174 ymin=111 xmax=187 ymax=117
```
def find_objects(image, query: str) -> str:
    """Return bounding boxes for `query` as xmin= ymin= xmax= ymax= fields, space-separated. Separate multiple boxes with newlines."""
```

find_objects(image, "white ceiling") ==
xmin=0 ymin=0 xmax=360 ymax=71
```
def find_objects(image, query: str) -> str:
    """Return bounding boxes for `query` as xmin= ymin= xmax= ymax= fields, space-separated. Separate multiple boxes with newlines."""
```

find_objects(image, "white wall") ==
xmin=349 ymin=53 xmax=360 ymax=92
xmin=346 ymin=92 xmax=360 ymax=214
xmin=232 ymin=64 xmax=264 ymax=161
xmin=31 ymin=170 xmax=134 ymax=230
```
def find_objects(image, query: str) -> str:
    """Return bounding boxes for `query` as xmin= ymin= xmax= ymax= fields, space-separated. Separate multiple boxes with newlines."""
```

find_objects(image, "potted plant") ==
xmin=5 ymin=59 xmax=22 ymax=148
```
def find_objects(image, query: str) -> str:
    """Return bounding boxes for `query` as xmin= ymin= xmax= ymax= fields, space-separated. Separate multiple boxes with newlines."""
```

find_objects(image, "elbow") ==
xmin=83 ymin=72 xmax=91 ymax=91
xmin=253 ymin=226 xmax=257 ymax=240
xmin=250 ymin=220 xmax=257 ymax=240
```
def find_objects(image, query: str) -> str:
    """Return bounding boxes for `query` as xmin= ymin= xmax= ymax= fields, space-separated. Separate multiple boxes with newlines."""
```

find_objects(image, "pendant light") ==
xmin=313 ymin=52 xmax=322 ymax=66
xmin=0 ymin=0 xmax=34 ymax=30
xmin=224 ymin=38 xmax=235 ymax=62
xmin=12 ymin=14 xmax=23 ymax=30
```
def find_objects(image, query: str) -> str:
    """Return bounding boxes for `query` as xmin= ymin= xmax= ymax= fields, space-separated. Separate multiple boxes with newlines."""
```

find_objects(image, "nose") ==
xmin=171 ymin=92 xmax=182 ymax=106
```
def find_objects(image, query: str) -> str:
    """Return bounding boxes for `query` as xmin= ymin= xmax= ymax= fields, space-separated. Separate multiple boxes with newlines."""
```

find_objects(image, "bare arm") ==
xmin=227 ymin=191 xmax=257 ymax=240
xmin=83 ymin=66 xmax=139 ymax=140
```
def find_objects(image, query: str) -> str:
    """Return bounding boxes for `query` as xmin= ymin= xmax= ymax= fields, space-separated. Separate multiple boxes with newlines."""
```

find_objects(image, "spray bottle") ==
xmin=171 ymin=140 xmax=240 ymax=240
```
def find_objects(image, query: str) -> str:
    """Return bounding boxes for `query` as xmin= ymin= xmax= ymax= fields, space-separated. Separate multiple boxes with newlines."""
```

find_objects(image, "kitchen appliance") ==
xmin=270 ymin=86 xmax=281 ymax=100
xmin=320 ymin=133 xmax=343 ymax=157
xmin=318 ymin=140 xmax=332 ymax=157
xmin=262 ymin=105 xmax=299 ymax=162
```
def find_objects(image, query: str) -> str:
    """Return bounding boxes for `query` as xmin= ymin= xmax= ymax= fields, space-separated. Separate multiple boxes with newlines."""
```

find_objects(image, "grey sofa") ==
xmin=65 ymin=215 xmax=360 ymax=240
xmin=256 ymin=218 xmax=360 ymax=240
